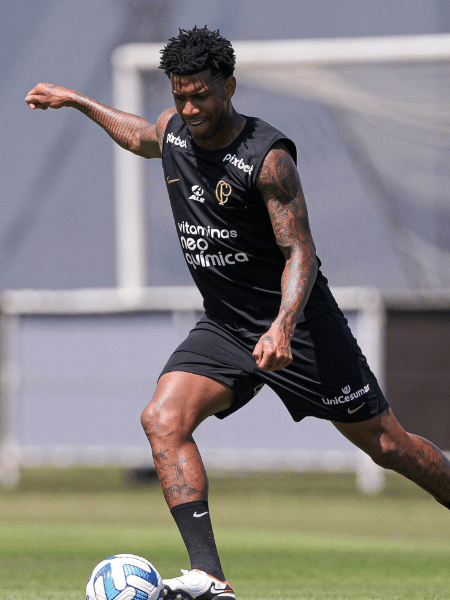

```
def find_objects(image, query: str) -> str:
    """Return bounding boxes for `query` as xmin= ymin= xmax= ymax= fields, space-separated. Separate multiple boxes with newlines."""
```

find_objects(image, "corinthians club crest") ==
xmin=215 ymin=180 xmax=232 ymax=205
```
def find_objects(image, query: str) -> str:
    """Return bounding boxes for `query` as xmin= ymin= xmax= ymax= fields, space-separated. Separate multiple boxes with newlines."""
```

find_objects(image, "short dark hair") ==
xmin=159 ymin=26 xmax=236 ymax=79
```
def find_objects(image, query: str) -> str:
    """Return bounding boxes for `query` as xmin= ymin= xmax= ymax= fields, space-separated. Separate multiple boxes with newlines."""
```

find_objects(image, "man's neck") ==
xmin=192 ymin=110 xmax=246 ymax=150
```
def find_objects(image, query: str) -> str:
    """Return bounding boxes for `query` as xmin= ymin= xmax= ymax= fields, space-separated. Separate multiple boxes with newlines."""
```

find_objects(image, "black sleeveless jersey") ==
xmin=161 ymin=113 xmax=336 ymax=336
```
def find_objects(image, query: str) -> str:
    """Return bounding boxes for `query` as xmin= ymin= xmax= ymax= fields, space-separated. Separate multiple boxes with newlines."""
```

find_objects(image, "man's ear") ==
xmin=224 ymin=76 xmax=237 ymax=100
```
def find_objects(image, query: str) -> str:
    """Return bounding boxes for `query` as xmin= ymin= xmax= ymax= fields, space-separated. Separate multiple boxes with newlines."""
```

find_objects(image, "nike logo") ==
xmin=348 ymin=402 xmax=366 ymax=415
xmin=193 ymin=511 xmax=209 ymax=518
xmin=210 ymin=583 xmax=234 ymax=595
xmin=167 ymin=176 xmax=180 ymax=184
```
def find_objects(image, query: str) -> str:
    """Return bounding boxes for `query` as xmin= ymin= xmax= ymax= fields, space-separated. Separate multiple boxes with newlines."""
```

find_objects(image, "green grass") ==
xmin=1 ymin=467 xmax=449 ymax=599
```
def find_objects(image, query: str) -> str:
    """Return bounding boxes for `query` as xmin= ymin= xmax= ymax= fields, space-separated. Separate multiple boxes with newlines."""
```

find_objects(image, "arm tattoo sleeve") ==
xmin=257 ymin=142 xmax=318 ymax=333
xmin=74 ymin=92 xmax=157 ymax=157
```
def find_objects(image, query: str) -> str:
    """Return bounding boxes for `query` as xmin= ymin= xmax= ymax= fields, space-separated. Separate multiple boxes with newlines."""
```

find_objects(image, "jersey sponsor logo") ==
xmin=178 ymin=220 xmax=248 ymax=270
xmin=189 ymin=185 xmax=205 ymax=203
xmin=178 ymin=221 xmax=238 ymax=239
xmin=215 ymin=180 xmax=233 ymax=205
xmin=166 ymin=131 xmax=187 ymax=148
xmin=223 ymin=153 xmax=254 ymax=174
xmin=184 ymin=249 xmax=249 ymax=270
xmin=321 ymin=384 xmax=370 ymax=406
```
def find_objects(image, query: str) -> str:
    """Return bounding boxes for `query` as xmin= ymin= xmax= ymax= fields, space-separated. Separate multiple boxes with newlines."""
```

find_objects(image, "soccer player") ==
xmin=26 ymin=26 xmax=450 ymax=600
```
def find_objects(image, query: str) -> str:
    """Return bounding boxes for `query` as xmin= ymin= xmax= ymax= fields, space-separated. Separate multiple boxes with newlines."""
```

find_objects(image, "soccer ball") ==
xmin=86 ymin=554 xmax=164 ymax=600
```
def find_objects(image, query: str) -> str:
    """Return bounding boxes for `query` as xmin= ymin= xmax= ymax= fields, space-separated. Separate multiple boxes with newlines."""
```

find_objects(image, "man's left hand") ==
xmin=252 ymin=327 xmax=293 ymax=371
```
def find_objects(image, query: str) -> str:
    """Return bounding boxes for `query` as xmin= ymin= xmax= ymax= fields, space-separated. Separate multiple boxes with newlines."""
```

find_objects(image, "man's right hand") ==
xmin=25 ymin=83 xmax=74 ymax=110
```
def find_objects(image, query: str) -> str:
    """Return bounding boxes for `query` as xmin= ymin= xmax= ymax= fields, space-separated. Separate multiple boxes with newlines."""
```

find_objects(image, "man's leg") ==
xmin=141 ymin=371 xmax=233 ymax=507
xmin=141 ymin=371 xmax=236 ymax=597
xmin=333 ymin=408 xmax=450 ymax=505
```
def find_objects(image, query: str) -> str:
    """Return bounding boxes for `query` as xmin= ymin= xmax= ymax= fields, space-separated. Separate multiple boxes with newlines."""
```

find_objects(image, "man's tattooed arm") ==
xmin=74 ymin=92 xmax=175 ymax=158
xmin=252 ymin=141 xmax=318 ymax=371
xmin=25 ymin=82 xmax=173 ymax=158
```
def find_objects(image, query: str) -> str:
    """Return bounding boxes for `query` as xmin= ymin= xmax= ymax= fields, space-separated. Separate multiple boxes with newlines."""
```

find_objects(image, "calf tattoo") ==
xmin=154 ymin=446 xmax=202 ymax=505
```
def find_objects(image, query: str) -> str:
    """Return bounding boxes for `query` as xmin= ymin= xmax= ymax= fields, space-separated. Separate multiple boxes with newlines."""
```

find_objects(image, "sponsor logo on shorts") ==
xmin=322 ymin=384 xmax=370 ymax=405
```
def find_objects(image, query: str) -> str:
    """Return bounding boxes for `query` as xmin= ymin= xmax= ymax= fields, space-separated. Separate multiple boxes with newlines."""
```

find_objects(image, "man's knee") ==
xmin=140 ymin=398 xmax=182 ymax=445
xmin=335 ymin=409 xmax=412 ymax=471
xmin=367 ymin=432 xmax=405 ymax=470
xmin=141 ymin=371 xmax=234 ymax=449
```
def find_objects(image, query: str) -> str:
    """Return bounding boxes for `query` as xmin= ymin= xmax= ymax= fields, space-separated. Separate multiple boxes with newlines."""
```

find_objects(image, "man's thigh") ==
xmin=146 ymin=371 xmax=235 ymax=435
xmin=159 ymin=318 xmax=264 ymax=419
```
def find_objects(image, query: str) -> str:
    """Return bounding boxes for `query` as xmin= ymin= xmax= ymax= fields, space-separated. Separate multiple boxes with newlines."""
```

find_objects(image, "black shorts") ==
xmin=159 ymin=310 xmax=389 ymax=423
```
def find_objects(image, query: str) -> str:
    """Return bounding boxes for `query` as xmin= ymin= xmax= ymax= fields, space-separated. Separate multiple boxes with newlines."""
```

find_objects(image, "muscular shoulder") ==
xmin=256 ymin=141 xmax=302 ymax=205
xmin=155 ymin=109 xmax=177 ymax=150
xmin=136 ymin=108 xmax=176 ymax=159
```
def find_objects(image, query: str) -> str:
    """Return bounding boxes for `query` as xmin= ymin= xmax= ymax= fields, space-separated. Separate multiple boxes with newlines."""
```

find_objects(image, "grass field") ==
xmin=1 ymin=466 xmax=449 ymax=600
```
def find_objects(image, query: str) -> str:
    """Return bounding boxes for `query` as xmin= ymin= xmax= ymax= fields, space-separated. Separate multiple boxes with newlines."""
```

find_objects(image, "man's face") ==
xmin=171 ymin=69 xmax=235 ymax=146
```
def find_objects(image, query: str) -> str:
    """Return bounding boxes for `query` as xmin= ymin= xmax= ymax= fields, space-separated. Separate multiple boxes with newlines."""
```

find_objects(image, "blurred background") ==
xmin=2 ymin=0 xmax=450 ymax=483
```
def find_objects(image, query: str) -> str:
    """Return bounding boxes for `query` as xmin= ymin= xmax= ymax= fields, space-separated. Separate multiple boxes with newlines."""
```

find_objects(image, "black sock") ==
xmin=439 ymin=499 xmax=450 ymax=510
xmin=170 ymin=500 xmax=225 ymax=581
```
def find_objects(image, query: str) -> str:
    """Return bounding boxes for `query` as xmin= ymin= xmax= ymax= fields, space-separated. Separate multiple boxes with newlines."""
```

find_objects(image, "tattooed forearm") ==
xmin=257 ymin=142 xmax=318 ymax=334
xmin=72 ymin=92 xmax=156 ymax=157
xmin=277 ymin=245 xmax=317 ymax=336
xmin=26 ymin=82 xmax=162 ymax=155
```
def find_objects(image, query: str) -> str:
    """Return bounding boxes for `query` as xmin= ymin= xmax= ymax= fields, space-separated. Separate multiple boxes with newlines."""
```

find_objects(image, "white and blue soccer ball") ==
xmin=86 ymin=554 xmax=164 ymax=600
